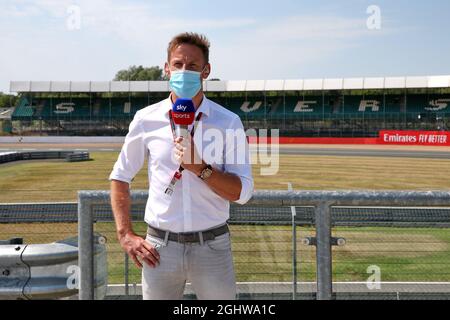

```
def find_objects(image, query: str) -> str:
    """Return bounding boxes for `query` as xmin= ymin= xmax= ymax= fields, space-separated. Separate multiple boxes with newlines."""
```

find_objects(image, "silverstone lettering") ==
xmin=426 ymin=99 xmax=450 ymax=111
xmin=359 ymin=100 xmax=380 ymax=112
xmin=50 ymin=98 xmax=450 ymax=116
xmin=241 ymin=101 xmax=262 ymax=113
xmin=294 ymin=100 xmax=316 ymax=112
xmin=238 ymin=98 xmax=450 ymax=113
xmin=54 ymin=103 xmax=75 ymax=114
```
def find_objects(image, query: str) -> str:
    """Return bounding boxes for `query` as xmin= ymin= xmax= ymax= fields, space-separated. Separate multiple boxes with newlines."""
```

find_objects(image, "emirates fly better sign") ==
xmin=379 ymin=131 xmax=450 ymax=146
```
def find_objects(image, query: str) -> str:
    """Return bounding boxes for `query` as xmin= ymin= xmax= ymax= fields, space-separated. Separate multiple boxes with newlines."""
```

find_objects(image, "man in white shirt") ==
xmin=109 ymin=32 xmax=253 ymax=300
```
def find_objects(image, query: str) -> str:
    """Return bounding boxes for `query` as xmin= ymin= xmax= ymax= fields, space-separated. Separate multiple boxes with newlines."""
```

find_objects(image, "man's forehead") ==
xmin=169 ymin=44 xmax=204 ymax=62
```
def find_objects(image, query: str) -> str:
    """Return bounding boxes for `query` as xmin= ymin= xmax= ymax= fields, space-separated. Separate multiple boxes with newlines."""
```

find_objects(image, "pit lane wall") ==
xmin=249 ymin=131 xmax=450 ymax=146
xmin=0 ymin=131 xmax=449 ymax=146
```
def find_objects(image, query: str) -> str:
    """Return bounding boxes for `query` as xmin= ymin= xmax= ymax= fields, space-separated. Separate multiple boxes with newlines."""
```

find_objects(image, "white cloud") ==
xmin=1 ymin=4 xmax=42 ymax=17
xmin=254 ymin=15 xmax=371 ymax=41
xmin=0 ymin=0 xmax=256 ymax=42
xmin=0 ymin=1 xmax=398 ymax=92
xmin=211 ymin=14 xmax=389 ymax=80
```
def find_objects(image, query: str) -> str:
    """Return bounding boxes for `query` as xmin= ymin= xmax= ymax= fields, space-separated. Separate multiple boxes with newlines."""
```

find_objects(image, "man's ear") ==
xmin=164 ymin=62 xmax=170 ymax=78
xmin=202 ymin=63 xmax=211 ymax=80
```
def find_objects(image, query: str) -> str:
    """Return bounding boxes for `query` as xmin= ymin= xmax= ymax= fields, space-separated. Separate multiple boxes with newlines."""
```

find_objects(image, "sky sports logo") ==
xmin=176 ymin=105 xmax=187 ymax=111
xmin=175 ymin=104 xmax=193 ymax=112
xmin=173 ymin=113 xmax=194 ymax=119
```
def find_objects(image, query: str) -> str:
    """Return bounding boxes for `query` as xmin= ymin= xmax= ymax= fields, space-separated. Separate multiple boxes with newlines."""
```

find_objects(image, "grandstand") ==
xmin=7 ymin=75 xmax=450 ymax=137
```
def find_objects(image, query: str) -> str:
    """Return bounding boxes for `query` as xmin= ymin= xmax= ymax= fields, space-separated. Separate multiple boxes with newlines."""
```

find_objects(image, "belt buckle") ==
xmin=179 ymin=232 xmax=197 ymax=243
xmin=178 ymin=233 xmax=192 ymax=243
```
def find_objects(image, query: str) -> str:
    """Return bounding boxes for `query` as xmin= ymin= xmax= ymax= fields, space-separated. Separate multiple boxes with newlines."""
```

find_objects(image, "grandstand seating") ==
xmin=12 ymin=97 xmax=34 ymax=118
xmin=12 ymin=94 xmax=450 ymax=121
xmin=12 ymin=96 xmax=160 ymax=120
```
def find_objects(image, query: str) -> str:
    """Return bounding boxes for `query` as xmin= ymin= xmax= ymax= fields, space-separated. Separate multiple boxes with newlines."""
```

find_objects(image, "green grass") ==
xmin=1 ymin=151 xmax=450 ymax=283
xmin=1 ymin=152 xmax=450 ymax=202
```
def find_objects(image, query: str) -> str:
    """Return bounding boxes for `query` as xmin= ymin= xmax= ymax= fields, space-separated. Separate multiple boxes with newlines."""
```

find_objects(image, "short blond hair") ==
xmin=167 ymin=32 xmax=210 ymax=63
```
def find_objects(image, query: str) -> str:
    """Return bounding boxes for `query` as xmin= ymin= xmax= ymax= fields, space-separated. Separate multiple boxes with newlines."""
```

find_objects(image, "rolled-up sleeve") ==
xmin=109 ymin=113 xmax=146 ymax=184
xmin=223 ymin=116 xmax=254 ymax=205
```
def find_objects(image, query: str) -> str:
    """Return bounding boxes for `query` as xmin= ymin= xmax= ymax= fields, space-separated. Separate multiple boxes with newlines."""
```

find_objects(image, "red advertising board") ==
xmin=378 ymin=130 xmax=450 ymax=146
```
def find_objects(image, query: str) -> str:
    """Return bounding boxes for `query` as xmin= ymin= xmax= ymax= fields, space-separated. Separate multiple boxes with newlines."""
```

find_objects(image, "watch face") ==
xmin=201 ymin=166 xmax=213 ymax=180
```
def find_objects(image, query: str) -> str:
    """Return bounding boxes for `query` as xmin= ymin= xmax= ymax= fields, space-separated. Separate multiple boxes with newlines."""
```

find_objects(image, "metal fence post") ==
xmin=315 ymin=201 xmax=332 ymax=300
xmin=292 ymin=211 xmax=297 ymax=300
xmin=78 ymin=192 xmax=94 ymax=300
xmin=286 ymin=183 xmax=297 ymax=300
xmin=125 ymin=253 xmax=129 ymax=296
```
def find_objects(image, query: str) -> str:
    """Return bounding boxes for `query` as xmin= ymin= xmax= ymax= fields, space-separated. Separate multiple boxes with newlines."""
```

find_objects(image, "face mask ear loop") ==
xmin=201 ymin=65 xmax=209 ymax=79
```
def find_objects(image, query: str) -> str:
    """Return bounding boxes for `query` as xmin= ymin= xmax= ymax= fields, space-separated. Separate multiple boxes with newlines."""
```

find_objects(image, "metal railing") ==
xmin=65 ymin=152 xmax=90 ymax=162
xmin=77 ymin=190 xmax=450 ymax=300
xmin=0 ymin=151 xmax=90 ymax=164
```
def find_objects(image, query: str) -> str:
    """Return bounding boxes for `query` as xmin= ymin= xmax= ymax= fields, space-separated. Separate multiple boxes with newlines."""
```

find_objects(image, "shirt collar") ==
xmin=195 ymin=95 xmax=210 ymax=117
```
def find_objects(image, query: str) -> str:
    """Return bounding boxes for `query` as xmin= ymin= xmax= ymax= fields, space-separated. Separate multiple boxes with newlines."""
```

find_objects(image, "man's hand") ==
xmin=173 ymin=136 xmax=243 ymax=202
xmin=118 ymin=231 xmax=160 ymax=269
xmin=174 ymin=136 xmax=205 ymax=176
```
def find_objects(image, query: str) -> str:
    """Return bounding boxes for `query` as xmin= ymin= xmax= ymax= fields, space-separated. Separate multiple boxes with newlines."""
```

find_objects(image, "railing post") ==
xmin=286 ymin=183 xmax=297 ymax=300
xmin=292 ymin=214 xmax=297 ymax=300
xmin=315 ymin=201 xmax=332 ymax=300
xmin=125 ymin=253 xmax=129 ymax=296
xmin=78 ymin=192 xmax=94 ymax=300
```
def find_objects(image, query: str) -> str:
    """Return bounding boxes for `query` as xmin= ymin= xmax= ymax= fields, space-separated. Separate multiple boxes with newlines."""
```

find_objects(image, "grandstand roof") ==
xmin=9 ymin=75 xmax=450 ymax=93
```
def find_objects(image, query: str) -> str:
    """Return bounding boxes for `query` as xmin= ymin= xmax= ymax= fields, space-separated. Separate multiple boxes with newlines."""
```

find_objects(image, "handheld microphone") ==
xmin=172 ymin=98 xmax=196 ymax=139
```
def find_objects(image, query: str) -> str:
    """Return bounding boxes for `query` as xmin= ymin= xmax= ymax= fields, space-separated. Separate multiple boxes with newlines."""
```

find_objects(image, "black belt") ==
xmin=147 ymin=224 xmax=229 ymax=244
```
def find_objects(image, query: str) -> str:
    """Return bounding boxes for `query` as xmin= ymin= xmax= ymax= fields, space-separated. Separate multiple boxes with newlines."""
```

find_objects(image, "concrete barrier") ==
xmin=0 ymin=137 xmax=124 ymax=144
xmin=0 ymin=151 xmax=90 ymax=164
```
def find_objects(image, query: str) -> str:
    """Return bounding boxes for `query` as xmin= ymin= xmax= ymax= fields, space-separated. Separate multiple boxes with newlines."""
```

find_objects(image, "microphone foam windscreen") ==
xmin=172 ymin=98 xmax=196 ymax=126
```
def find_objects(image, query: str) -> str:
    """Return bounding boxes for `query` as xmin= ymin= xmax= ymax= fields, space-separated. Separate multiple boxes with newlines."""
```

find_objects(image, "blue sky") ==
xmin=1 ymin=0 xmax=450 ymax=93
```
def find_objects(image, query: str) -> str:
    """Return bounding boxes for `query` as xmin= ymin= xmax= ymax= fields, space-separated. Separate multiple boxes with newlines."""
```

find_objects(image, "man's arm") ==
xmin=190 ymin=160 xmax=242 ymax=201
xmin=109 ymin=114 xmax=160 ymax=269
xmin=110 ymin=179 xmax=160 ymax=268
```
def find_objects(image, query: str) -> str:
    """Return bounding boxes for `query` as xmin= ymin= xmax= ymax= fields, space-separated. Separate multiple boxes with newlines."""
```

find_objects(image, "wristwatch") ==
xmin=199 ymin=164 xmax=213 ymax=180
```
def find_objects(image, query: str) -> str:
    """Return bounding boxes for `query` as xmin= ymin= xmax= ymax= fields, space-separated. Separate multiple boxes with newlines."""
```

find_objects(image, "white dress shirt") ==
xmin=109 ymin=96 xmax=254 ymax=232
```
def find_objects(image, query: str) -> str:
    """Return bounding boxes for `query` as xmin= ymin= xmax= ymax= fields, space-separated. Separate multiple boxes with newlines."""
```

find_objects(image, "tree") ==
xmin=113 ymin=65 xmax=165 ymax=81
xmin=0 ymin=93 xmax=17 ymax=109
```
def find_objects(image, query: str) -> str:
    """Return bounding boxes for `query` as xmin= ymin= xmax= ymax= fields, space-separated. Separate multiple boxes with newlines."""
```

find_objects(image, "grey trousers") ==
xmin=141 ymin=232 xmax=237 ymax=300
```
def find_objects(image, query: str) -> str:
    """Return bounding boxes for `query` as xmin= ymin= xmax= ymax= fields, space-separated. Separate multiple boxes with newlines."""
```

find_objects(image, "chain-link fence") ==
xmin=2 ymin=191 xmax=450 ymax=300
xmin=85 ymin=190 xmax=450 ymax=300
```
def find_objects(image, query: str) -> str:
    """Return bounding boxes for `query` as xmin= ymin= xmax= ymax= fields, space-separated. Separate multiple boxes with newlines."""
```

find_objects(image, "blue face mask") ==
xmin=169 ymin=70 xmax=202 ymax=99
